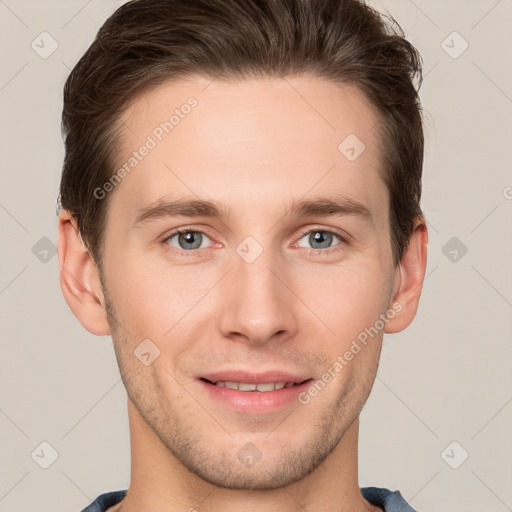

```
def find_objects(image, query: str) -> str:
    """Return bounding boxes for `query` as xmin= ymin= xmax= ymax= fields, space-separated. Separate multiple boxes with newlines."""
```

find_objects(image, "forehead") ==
xmin=111 ymin=75 xmax=387 ymax=227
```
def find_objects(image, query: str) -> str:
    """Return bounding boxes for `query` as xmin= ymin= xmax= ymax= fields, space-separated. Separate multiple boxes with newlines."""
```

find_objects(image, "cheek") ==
xmin=106 ymin=256 xmax=216 ymax=343
xmin=301 ymin=262 xmax=390 ymax=341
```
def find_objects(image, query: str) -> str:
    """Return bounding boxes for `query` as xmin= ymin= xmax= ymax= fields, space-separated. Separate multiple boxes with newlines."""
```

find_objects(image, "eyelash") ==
xmin=161 ymin=227 xmax=347 ymax=258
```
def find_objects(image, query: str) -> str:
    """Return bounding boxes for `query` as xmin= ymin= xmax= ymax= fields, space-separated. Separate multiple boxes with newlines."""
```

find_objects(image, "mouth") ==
xmin=197 ymin=372 xmax=314 ymax=414
xmin=199 ymin=378 xmax=311 ymax=392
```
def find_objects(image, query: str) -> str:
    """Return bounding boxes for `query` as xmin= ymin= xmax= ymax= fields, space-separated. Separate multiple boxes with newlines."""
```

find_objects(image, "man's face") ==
xmin=99 ymin=75 xmax=399 ymax=489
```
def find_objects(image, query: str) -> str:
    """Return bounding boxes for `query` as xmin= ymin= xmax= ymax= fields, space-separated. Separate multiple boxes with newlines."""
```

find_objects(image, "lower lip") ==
xmin=199 ymin=379 xmax=314 ymax=414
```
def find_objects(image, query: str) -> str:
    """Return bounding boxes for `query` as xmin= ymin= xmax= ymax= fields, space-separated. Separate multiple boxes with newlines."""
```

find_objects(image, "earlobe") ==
xmin=57 ymin=210 xmax=111 ymax=336
xmin=384 ymin=217 xmax=428 ymax=334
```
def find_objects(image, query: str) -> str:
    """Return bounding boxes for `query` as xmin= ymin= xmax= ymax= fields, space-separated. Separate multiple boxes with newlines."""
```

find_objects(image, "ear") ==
xmin=57 ymin=210 xmax=110 ymax=336
xmin=384 ymin=216 xmax=428 ymax=334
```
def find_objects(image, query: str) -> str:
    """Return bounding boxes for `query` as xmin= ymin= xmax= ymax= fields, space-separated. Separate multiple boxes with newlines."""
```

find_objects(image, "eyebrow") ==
xmin=288 ymin=195 xmax=373 ymax=224
xmin=131 ymin=195 xmax=373 ymax=228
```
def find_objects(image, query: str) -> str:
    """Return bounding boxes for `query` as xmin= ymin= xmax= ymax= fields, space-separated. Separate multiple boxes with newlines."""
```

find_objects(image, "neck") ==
xmin=115 ymin=398 xmax=377 ymax=512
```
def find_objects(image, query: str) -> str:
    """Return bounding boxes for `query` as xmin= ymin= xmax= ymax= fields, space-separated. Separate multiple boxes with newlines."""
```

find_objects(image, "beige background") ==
xmin=0 ymin=1 xmax=511 ymax=511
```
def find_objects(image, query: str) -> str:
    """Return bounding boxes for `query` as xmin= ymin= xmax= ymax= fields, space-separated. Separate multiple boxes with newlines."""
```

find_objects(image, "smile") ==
xmin=201 ymin=379 xmax=307 ymax=392
xmin=198 ymin=375 xmax=315 ymax=414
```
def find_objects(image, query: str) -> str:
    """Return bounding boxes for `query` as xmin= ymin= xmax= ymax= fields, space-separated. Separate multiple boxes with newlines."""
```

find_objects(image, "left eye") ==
xmin=165 ymin=230 xmax=211 ymax=251
xmin=296 ymin=230 xmax=343 ymax=250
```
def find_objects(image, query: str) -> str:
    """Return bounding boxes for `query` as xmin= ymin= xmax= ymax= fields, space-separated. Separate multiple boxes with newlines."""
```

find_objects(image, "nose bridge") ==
xmin=218 ymin=238 xmax=296 ymax=345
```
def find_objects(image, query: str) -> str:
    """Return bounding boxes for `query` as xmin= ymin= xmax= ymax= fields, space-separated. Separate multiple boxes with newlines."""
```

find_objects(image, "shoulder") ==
xmin=361 ymin=486 xmax=419 ymax=512
xmin=79 ymin=490 xmax=127 ymax=512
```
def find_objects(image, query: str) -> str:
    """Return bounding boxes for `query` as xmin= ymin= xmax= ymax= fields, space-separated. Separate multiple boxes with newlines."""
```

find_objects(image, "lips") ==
xmin=199 ymin=370 xmax=311 ymax=387
xmin=201 ymin=379 xmax=303 ymax=392
xmin=197 ymin=370 xmax=314 ymax=414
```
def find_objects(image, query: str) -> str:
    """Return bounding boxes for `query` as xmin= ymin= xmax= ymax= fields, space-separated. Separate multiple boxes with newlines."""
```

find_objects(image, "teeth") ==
xmin=214 ymin=381 xmax=293 ymax=392
xmin=256 ymin=382 xmax=276 ymax=392
xmin=238 ymin=383 xmax=257 ymax=391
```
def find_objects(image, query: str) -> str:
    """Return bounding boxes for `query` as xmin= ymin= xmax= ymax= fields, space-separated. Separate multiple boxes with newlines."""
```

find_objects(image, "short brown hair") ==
xmin=59 ymin=0 xmax=424 ymax=268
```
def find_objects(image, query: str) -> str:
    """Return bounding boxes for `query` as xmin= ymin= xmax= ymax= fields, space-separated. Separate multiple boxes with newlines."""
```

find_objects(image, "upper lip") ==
xmin=199 ymin=370 xmax=312 ymax=384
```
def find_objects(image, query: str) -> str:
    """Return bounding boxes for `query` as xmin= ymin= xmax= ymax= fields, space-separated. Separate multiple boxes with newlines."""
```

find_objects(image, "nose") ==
xmin=218 ymin=246 xmax=298 ymax=346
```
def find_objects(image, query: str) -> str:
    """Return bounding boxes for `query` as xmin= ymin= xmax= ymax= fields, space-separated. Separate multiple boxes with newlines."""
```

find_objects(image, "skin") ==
xmin=58 ymin=75 xmax=427 ymax=512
